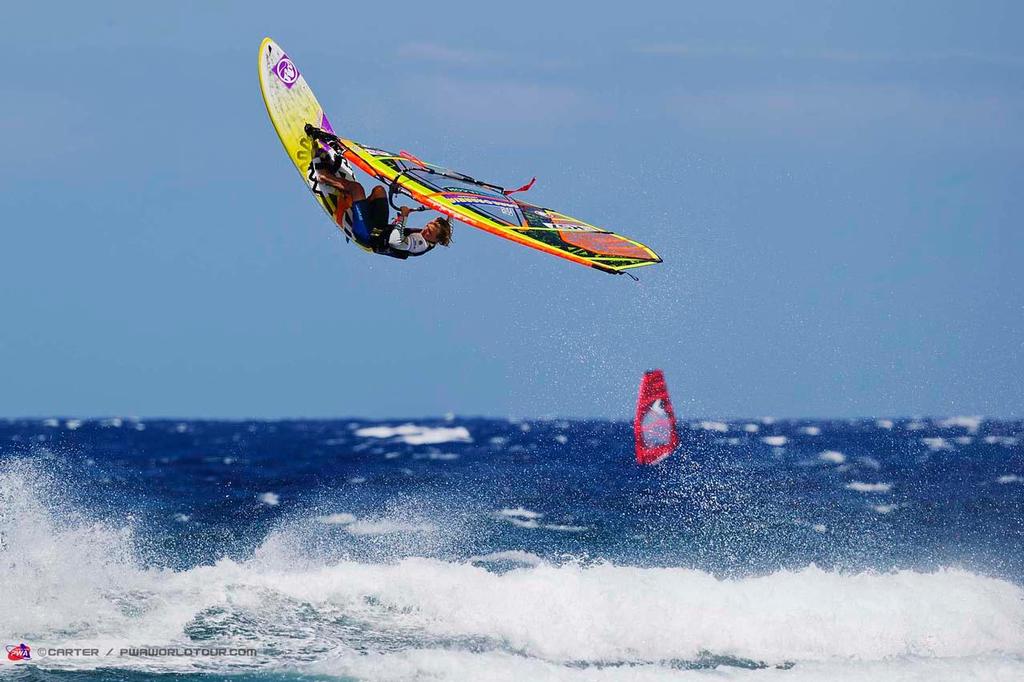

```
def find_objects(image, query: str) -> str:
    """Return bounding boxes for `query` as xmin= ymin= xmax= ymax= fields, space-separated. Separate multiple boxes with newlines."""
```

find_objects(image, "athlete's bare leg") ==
xmin=317 ymin=172 xmax=366 ymax=201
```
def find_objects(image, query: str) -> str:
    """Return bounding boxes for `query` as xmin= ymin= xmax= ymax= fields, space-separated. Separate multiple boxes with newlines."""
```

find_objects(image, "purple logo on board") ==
xmin=273 ymin=56 xmax=300 ymax=88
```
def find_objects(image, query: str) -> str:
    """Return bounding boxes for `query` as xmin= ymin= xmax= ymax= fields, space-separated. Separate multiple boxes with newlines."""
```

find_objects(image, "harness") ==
xmin=345 ymin=205 xmax=433 ymax=260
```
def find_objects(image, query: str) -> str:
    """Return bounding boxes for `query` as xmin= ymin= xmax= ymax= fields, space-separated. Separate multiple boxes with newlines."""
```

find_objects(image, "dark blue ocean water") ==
xmin=2 ymin=416 xmax=1023 ymax=680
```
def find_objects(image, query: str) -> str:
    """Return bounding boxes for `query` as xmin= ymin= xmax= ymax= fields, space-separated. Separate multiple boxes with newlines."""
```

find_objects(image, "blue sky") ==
xmin=1 ymin=1 xmax=1021 ymax=419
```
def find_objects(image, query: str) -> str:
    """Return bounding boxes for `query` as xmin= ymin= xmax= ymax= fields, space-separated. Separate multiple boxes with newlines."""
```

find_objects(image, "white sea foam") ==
xmin=506 ymin=517 xmax=541 ymax=529
xmin=800 ymin=426 xmax=821 ymax=436
xmin=985 ymin=436 xmax=1019 ymax=447
xmin=65 ymin=419 xmax=83 ymax=430
xmin=318 ymin=512 xmax=357 ymax=525
xmin=938 ymin=416 xmax=983 ymax=432
xmin=922 ymin=437 xmax=954 ymax=451
xmin=316 ymin=648 xmax=1024 ymax=682
xmin=258 ymin=492 xmax=280 ymax=506
xmin=872 ymin=504 xmax=899 ymax=514
xmin=858 ymin=456 xmax=882 ymax=470
xmin=846 ymin=481 xmax=893 ymax=493
xmin=743 ymin=423 xmax=760 ymax=433
xmin=423 ymin=452 xmax=459 ymax=461
xmin=543 ymin=523 xmax=588 ymax=533
xmin=554 ymin=434 xmax=569 ymax=444
xmin=996 ymin=475 xmax=1023 ymax=485
xmin=4 ymin=462 xmax=1024 ymax=680
xmin=280 ymin=559 xmax=1024 ymax=667
xmin=762 ymin=436 xmax=788 ymax=447
xmin=345 ymin=519 xmax=437 ymax=536
xmin=819 ymin=450 xmax=846 ymax=465
xmin=468 ymin=551 xmax=545 ymax=567
xmin=354 ymin=423 xmax=473 ymax=445
xmin=698 ymin=421 xmax=729 ymax=432
xmin=498 ymin=507 xmax=543 ymax=520
xmin=876 ymin=419 xmax=894 ymax=429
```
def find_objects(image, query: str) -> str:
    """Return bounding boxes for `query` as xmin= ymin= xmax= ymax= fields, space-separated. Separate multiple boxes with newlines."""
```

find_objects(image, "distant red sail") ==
xmin=634 ymin=370 xmax=679 ymax=465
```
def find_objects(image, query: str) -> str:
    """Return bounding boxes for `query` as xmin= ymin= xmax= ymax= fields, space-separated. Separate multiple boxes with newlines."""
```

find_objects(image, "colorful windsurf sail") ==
xmin=260 ymin=36 xmax=662 ymax=275
xmin=310 ymin=129 xmax=662 ymax=275
xmin=634 ymin=370 xmax=679 ymax=465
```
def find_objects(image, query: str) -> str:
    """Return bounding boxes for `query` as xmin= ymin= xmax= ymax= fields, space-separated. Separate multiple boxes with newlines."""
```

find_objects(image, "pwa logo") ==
xmin=6 ymin=643 xmax=30 ymax=661
xmin=274 ymin=56 xmax=300 ymax=88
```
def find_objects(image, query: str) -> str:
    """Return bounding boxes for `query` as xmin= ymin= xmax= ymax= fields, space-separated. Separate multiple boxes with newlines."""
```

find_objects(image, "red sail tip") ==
xmin=634 ymin=369 xmax=679 ymax=465
xmin=503 ymin=177 xmax=536 ymax=196
xmin=398 ymin=150 xmax=428 ymax=167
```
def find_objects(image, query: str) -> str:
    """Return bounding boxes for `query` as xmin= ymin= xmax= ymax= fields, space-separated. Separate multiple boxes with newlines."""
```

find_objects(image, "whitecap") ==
xmin=498 ymin=507 xmax=543 ymax=520
xmin=354 ymin=423 xmax=472 ymax=445
xmin=258 ymin=492 xmax=280 ymax=506
xmin=468 ymin=550 xmax=544 ymax=567
xmin=543 ymin=523 xmax=588 ymax=533
xmin=819 ymin=450 xmax=846 ymax=464
xmin=762 ymin=436 xmax=788 ymax=447
xmin=846 ymin=481 xmax=893 ymax=493
xmin=996 ymin=475 xmax=1023 ymax=485
xmin=698 ymin=421 xmax=729 ymax=433
xmin=345 ymin=519 xmax=437 ymax=535
xmin=938 ymin=415 xmax=983 ymax=432
xmin=506 ymin=518 xmax=541 ymax=529
xmin=318 ymin=513 xmax=357 ymax=525
xmin=923 ymin=437 xmax=954 ymax=451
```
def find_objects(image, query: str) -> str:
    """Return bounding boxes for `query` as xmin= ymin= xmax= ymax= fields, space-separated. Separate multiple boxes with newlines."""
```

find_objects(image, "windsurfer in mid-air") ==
xmin=306 ymin=125 xmax=452 ymax=259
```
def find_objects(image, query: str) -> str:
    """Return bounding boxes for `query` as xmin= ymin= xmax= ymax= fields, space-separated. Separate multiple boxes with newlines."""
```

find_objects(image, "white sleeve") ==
xmin=388 ymin=229 xmax=431 ymax=255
